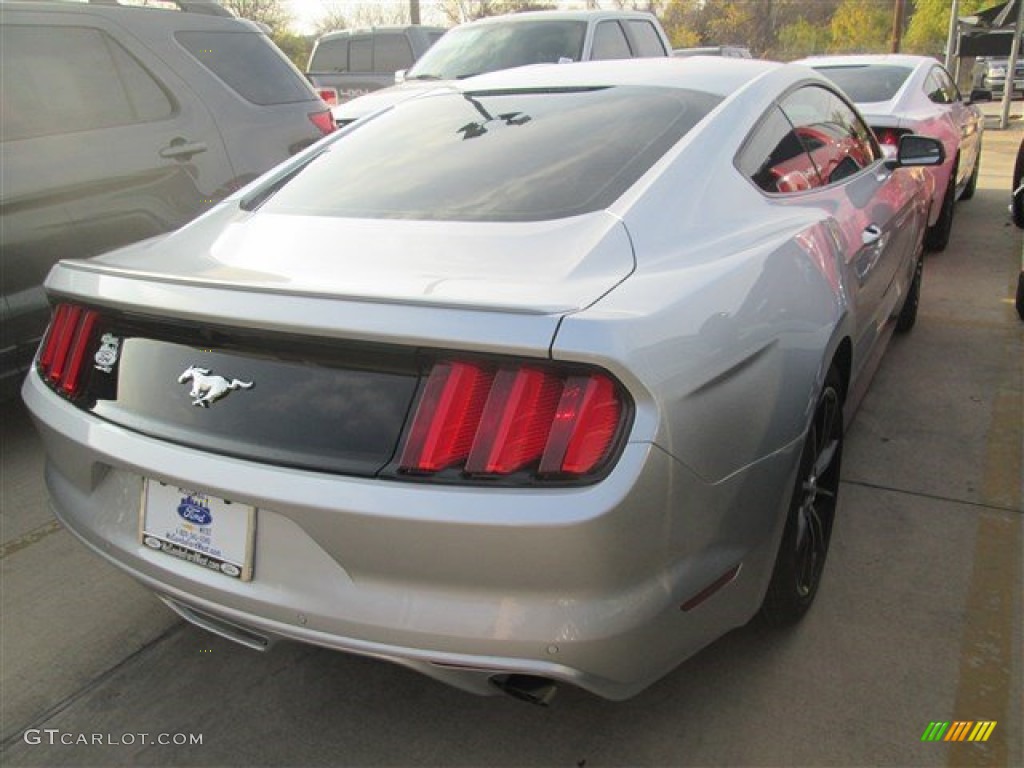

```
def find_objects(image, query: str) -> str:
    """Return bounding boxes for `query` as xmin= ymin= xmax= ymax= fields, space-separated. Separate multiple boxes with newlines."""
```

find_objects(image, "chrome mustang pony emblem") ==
xmin=177 ymin=365 xmax=253 ymax=408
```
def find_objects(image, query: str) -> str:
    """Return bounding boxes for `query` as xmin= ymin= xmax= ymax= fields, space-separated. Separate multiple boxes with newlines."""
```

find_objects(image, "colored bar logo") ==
xmin=921 ymin=721 xmax=997 ymax=742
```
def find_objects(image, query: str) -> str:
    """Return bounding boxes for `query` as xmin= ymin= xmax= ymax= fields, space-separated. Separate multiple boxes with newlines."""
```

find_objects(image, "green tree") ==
xmin=905 ymin=0 xmax=988 ymax=56
xmin=775 ymin=17 xmax=831 ymax=60
xmin=829 ymin=0 xmax=890 ymax=53
xmin=272 ymin=30 xmax=314 ymax=70
xmin=704 ymin=0 xmax=759 ymax=48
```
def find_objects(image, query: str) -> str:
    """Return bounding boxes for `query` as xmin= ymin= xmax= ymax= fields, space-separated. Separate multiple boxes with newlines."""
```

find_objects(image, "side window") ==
xmin=736 ymin=106 xmax=823 ymax=194
xmin=349 ymin=38 xmax=372 ymax=72
xmin=0 ymin=24 xmax=172 ymax=141
xmin=373 ymin=34 xmax=413 ymax=73
xmin=627 ymin=20 xmax=667 ymax=57
xmin=925 ymin=71 xmax=951 ymax=104
xmin=780 ymin=86 xmax=879 ymax=185
xmin=311 ymin=39 xmax=349 ymax=72
xmin=592 ymin=21 xmax=632 ymax=60
xmin=177 ymin=30 xmax=315 ymax=105
xmin=934 ymin=66 xmax=960 ymax=102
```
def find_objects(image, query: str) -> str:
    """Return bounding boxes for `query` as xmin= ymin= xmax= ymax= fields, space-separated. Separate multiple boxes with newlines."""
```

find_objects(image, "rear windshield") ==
xmin=260 ymin=86 xmax=720 ymax=222
xmin=405 ymin=20 xmax=587 ymax=80
xmin=177 ymin=31 xmax=315 ymax=105
xmin=812 ymin=65 xmax=913 ymax=103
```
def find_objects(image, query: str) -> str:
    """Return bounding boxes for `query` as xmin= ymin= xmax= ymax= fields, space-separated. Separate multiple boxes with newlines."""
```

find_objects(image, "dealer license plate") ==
xmin=140 ymin=480 xmax=255 ymax=581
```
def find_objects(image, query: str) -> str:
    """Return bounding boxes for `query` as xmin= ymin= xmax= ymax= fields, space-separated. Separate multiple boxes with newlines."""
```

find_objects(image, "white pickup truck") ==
xmin=332 ymin=9 xmax=672 ymax=127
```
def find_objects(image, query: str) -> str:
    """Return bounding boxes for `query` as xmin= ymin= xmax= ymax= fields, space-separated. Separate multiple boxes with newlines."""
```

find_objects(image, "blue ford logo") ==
xmin=177 ymin=496 xmax=213 ymax=526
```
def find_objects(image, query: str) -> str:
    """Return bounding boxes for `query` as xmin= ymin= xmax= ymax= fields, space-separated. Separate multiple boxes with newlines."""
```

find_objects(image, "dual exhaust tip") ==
xmin=489 ymin=674 xmax=558 ymax=706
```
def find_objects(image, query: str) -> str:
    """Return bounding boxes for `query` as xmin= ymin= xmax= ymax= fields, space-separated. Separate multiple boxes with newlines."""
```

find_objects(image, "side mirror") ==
xmin=968 ymin=87 xmax=993 ymax=103
xmin=394 ymin=69 xmax=407 ymax=84
xmin=885 ymin=135 xmax=946 ymax=170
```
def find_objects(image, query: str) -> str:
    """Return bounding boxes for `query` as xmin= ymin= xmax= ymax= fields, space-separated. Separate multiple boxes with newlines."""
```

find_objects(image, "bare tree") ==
xmin=312 ymin=8 xmax=349 ymax=37
xmin=437 ymin=0 xmax=555 ymax=24
xmin=221 ymin=0 xmax=292 ymax=34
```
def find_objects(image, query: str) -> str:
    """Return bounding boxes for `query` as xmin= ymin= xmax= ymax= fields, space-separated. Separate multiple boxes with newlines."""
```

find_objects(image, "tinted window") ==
xmin=926 ymin=67 xmax=958 ymax=104
xmin=406 ymin=21 xmax=587 ymax=79
xmin=813 ymin=65 xmax=913 ymax=103
xmin=262 ymin=86 xmax=720 ymax=221
xmin=177 ymin=31 xmax=313 ymax=105
xmin=349 ymin=38 xmax=372 ymax=71
xmin=627 ymin=20 xmax=667 ymax=57
xmin=1 ymin=24 xmax=172 ymax=141
xmin=780 ymin=86 xmax=879 ymax=184
xmin=310 ymin=39 xmax=348 ymax=72
xmin=374 ymin=34 xmax=414 ymax=72
xmin=592 ymin=21 xmax=632 ymax=60
xmin=737 ymin=107 xmax=822 ymax=194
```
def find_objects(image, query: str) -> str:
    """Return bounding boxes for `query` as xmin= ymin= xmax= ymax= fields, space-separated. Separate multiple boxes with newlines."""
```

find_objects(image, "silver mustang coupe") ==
xmin=24 ymin=58 xmax=942 ymax=703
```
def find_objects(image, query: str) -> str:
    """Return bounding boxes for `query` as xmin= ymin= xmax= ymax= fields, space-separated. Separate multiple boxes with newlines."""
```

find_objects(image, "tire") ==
xmin=1016 ymin=269 xmax=1024 ymax=323
xmin=924 ymin=162 xmax=957 ymax=252
xmin=760 ymin=366 xmax=843 ymax=626
xmin=895 ymin=253 xmax=923 ymax=333
xmin=1012 ymin=139 xmax=1024 ymax=228
xmin=959 ymin=151 xmax=980 ymax=201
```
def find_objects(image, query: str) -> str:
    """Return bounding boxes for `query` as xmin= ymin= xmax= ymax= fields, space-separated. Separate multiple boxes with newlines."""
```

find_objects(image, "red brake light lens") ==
xmin=315 ymin=88 xmax=338 ymax=105
xmin=465 ymin=367 xmax=563 ymax=475
xmin=38 ymin=303 xmax=100 ymax=398
xmin=399 ymin=360 xmax=626 ymax=481
xmin=308 ymin=108 xmax=336 ymax=136
xmin=399 ymin=361 xmax=495 ymax=472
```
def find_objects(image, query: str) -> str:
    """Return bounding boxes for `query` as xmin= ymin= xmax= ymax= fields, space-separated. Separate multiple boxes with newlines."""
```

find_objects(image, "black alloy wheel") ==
xmin=896 ymin=254 xmax=923 ymax=333
xmin=959 ymin=150 xmax=980 ymax=201
xmin=1012 ymin=138 xmax=1024 ymax=228
xmin=760 ymin=366 xmax=843 ymax=625
xmin=924 ymin=160 xmax=958 ymax=252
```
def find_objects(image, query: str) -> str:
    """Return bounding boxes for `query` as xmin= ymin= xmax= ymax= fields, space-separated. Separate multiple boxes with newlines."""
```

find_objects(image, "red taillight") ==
xmin=465 ymin=367 xmax=562 ymax=474
xmin=541 ymin=374 xmax=621 ymax=475
xmin=38 ymin=303 xmax=100 ymax=397
xmin=874 ymin=127 xmax=902 ymax=147
xmin=399 ymin=361 xmax=495 ymax=472
xmin=399 ymin=360 xmax=625 ymax=480
xmin=315 ymin=88 xmax=338 ymax=105
xmin=308 ymin=108 xmax=336 ymax=136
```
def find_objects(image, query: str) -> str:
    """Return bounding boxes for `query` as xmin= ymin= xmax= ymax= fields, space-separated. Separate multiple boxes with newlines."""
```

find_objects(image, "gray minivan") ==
xmin=0 ymin=0 xmax=335 ymax=397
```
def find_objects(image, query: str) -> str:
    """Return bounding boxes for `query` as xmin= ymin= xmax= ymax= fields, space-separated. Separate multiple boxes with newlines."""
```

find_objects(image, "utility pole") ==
xmin=944 ymin=0 xmax=961 ymax=71
xmin=410 ymin=0 xmax=421 ymax=25
xmin=891 ymin=0 xmax=905 ymax=53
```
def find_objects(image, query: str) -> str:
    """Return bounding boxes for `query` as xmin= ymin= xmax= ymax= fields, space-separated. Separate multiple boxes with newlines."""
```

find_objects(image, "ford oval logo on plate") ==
xmin=177 ymin=495 xmax=213 ymax=526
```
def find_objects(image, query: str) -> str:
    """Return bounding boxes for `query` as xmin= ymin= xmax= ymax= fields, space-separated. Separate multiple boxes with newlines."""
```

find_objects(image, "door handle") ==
xmin=862 ymin=225 xmax=883 ymax=246
xmin=160 ymin=138 xmax=208 ymax=161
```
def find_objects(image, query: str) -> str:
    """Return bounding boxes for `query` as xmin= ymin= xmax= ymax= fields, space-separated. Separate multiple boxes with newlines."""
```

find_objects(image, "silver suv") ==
xmin=0 ymin=0 xmax=335 ymax=397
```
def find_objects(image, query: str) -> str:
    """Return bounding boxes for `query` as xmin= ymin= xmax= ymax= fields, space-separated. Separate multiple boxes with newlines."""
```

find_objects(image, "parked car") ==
xmin=331 ymin=9 xmax=671 ymax=127
xmin=0 ymin=0 xmax=335 ymax=399
xmin=673 ymin=45 xmax=751 ymax=58
xmin=981 ymin=56 xmax=1024 ymax=96
xmin=306 ymin=25 xmax=446 ymax=106
xmin=799 ymin=54 xmax=984 ymax=251
xmin=24 ymin=57 xmax=943 ymax=703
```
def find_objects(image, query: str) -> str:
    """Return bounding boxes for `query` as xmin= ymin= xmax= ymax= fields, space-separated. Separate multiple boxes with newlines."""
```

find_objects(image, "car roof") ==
xmin=0 ymin=0 xmax=263 ymax=32
xmin=316 ymin=25 xmax=447 ymax=41
xmin=798 ymin=53 xmax=937 ymax=70
xmin=451 ymin=56 xmax=781 ymax=99
xmin=464 ymin=9 xmax=659 ymax=24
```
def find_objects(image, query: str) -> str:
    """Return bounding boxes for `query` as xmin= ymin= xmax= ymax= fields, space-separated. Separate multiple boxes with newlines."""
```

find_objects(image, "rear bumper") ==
xmin=25 ymin=369 xmax=798 ymax=699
